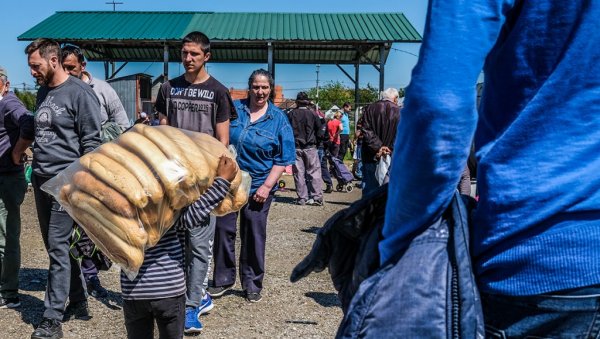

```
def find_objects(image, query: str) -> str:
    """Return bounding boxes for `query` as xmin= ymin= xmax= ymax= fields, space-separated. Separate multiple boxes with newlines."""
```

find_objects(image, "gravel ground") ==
xmin=1 ymin=174 xmax=362 ymax=338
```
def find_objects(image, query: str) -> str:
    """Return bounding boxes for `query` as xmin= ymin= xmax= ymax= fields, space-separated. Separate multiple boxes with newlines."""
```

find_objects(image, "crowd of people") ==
xmin=0 ymin=29 xmax=401 ymax=338
xmin=2 ymin=1 xmax=598 ymax=338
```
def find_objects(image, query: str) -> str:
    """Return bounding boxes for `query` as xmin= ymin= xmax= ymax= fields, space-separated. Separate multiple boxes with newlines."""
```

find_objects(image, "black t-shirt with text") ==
xmin=155 ymin=75 xmax=235 ymax=135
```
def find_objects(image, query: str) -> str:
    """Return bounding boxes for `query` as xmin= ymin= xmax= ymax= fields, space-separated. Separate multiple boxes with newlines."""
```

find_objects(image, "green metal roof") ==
xmin=18 ymin=11 xmax=421 ymax=64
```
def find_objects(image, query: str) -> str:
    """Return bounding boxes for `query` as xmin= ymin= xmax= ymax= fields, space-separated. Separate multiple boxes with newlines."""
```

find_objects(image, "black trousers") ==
xmin=213 ymin=194 xmax=274 ymax=293
xmin=32 ymin=174 xmax=87 ymax=321
xmin=338 ymin=134 xmax=350 ymax=160
xmin=123 ymin=294 xmax=185 ymax=339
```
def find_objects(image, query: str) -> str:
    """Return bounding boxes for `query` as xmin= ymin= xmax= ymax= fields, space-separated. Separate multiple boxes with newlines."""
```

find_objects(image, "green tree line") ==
xmin=306 ymin=81 xmax=404 ymax=111
xmin=14 ymin=89 xmax=37 ymax=112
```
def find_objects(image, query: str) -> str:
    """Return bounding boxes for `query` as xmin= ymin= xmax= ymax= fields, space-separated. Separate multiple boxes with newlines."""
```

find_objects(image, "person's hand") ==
xmin=253 ymin=184 xmax=271 ymax=203
xmin=11 ymin=150 xmax=26 ymax=165
xmin=376 ymin=146 xmax=391 ymax=159
xmin=216 ymin=155 xmax=238 ymax=182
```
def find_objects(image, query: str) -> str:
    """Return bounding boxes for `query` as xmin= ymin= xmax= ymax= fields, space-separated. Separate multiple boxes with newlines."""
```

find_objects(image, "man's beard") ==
xmin=36 ymin=66 xmax=54 ymax=86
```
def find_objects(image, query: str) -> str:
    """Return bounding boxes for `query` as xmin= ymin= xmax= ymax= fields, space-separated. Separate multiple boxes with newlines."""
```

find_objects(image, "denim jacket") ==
xmin=231 ymin=99 xmax=295 ymax=194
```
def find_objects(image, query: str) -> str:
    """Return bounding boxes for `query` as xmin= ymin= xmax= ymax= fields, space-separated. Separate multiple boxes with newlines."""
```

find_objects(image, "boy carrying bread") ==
xmin=120 ymin=155 xmax=237 ymax=339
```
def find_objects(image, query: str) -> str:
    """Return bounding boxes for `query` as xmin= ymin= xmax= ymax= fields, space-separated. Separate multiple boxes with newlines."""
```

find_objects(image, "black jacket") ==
xmin=287 ymin=106 xmax=323 ymax=149
xmin=360 ymin=99 xmax=400 ymax=163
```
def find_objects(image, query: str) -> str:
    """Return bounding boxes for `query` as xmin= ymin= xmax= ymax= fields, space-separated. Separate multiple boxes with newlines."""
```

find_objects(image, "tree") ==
xmin=306 ymin=81 xmax=380 ymax=110
xmin=14 ymin=90 xmax=36 ymax=112
xmin=358 ymin=83 xmax=379 ymax=105
xmin=306 ymin=81 xmax=350 ymax=110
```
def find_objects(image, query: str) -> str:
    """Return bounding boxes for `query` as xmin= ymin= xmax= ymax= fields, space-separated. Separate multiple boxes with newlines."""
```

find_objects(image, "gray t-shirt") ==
xmin=33 ymin=77 xmax=102 ymax=177
xmin=154 ymin=75 xmax=234 ymax=135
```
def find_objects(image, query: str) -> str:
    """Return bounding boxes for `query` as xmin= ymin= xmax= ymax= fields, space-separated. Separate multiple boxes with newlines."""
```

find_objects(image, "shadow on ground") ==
xmin=305 ymin=292 xmax=341 ymax=308
xmin=19 ymin=267 xmax=47 ymax=292
xmin=17 ymin=293 xmax=44 ymax=327
xmin=324 ymin=200 xmax=352 ymax=206
xmin=275 ymin=196 xmax=296 ymax=204
xmin=94 ymin=289 xmax=124 ymax=310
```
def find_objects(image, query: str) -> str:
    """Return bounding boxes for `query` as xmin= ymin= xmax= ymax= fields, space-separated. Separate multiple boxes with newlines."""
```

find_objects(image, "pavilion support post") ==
xmin=109 ymin=61 xmax=128 ymax=79
xmin=104 ymin=62 xmax=109 ymax=80
xmin=163 ymin=43 xmax=169 ymax=81
xmin=354 ymin=61 xmax=361 ymax=132
xmin=379 ymin=44 xmax=385 ymax=93
xmin=267 ymin=42 xmax=275 ymax=79
xmin=354 ymin=61 xmax=360 ymax=109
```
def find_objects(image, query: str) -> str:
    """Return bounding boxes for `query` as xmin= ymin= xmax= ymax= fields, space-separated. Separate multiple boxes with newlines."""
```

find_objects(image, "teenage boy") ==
xmin=155 ymin=30 xmax=234 ymax=333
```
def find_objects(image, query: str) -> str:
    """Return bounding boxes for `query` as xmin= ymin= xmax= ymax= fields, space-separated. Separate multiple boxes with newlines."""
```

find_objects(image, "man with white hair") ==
xmin=359 ymin=88 xmax=401 ymax=195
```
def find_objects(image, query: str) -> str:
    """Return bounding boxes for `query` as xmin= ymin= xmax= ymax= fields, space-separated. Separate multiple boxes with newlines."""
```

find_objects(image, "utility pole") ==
xmin=315 ymin=64 xmax=320 ymax=111
xmin=106 ymin=1 xmax=124 ymax=11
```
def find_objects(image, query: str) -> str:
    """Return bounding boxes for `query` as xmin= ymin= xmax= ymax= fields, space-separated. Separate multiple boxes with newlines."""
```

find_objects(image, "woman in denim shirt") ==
xmin=210 ymin=69 xmax=295 ymax=303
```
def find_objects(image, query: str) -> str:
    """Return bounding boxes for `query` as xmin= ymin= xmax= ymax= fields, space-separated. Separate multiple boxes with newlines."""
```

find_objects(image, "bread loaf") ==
xmin=97 ymin=143 xmax=164 ymax=204
xmin=131 ymin=124 xmax=197 ymax=188
xmin=185 ymin=130 xmax=243 ymax=191
xmin=68 ymin=189 xmax=148 ymax=249
xmin=154 ymin=126 xmax=212 ymax=188
xmin=117 ymin=131 xmax=184 ymax=206
xmin=141 ymin=200 xmax=178 ymax=247
xmin=232 ymin=186 xmax=249 ymax=210
xmin=213 ymin=195 xmax=234 ymax=216
xmin=72 ymin=170 xmax=136 ymax=218
xmin=71 ymin=204 xmax=144 ymax=273
xmin=79 ymin=152 xmax=148 ymax=209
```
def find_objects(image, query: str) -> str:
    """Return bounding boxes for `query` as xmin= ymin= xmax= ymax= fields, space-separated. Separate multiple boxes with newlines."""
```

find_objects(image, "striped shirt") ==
xmin=120 ymin=177 xmax=230 ymax=300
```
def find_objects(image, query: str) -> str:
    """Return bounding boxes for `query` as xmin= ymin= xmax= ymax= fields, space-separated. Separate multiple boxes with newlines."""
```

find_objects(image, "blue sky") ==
xmin=1 ymin=0 xmax=428 ymax=100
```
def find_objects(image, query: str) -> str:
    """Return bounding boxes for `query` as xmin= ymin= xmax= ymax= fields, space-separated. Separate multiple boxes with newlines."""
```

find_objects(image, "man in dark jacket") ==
xmin=360 ymin=88 xmax=401 ymax=195
xmin=0 ymin=66 xmax=34 ymax=310
xmin=287 ymin=92 xmax=324 ymax=206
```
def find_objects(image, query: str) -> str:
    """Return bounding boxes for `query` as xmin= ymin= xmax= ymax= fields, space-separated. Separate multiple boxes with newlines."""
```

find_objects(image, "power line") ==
xmin=390 ymin=47 xmax=419 ymax=58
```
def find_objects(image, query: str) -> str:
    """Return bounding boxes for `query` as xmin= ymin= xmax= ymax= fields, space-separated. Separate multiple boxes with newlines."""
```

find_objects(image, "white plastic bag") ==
xmin=375 ymin=154 xmax=391 ymax=185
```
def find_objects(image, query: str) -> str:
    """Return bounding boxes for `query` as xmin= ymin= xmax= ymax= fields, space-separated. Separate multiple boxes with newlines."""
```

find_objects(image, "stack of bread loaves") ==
xmin=48 ymin=124 xmax=248 ymax=276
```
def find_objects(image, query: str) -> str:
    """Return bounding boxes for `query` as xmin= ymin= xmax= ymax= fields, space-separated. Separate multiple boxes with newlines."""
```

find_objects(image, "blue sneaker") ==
xmin=184 ymin=307 xmax=203 ymax=334
xmin=198 ymin=293 xmax=214 ymax=316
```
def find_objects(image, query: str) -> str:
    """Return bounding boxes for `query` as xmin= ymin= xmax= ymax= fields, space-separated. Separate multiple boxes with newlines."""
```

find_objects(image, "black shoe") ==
xmin=31 ymin=317 xmax=63 ymax=339
xmin=324 ymin=185 xmax=333 ymax=194
xmin=63 ymin=300 xmax=92 ymax=321
xmin=245 ymin=291 xmax=262 ymax=303
xmin=0 ymin=296 xmax=20 ymax=309
xmin=86 ymin=276 xmax=108 ymax=298
xmin=207 ymin=284 xmax=233 ymax=298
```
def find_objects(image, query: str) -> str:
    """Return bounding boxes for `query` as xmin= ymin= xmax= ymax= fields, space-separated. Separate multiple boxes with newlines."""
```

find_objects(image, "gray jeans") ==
xmin=0 ymin=172 xmax=27 ymax=299
xmin=292 ymin=148 xmax=323 ymax=201
xmin=185 ymin=214 xmax=216 ymax=307
xmin=32 ymin=175 xmax=87 ymax=320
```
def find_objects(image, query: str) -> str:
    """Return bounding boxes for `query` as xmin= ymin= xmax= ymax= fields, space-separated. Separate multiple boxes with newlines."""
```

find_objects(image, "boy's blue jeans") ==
xmin=483 ymin=286 xmax=600 ymax=338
